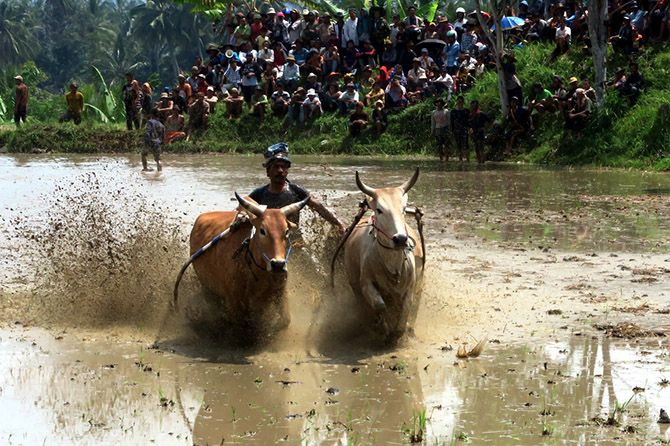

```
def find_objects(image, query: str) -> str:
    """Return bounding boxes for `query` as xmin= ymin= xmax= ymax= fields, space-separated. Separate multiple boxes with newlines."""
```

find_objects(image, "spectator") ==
xmin=606 ymin=67 xmax=627 ymax=91
xmin=223 ymin=59 xmax=241 ymax=92
xmin=224 ymin=87 xmax=244 ymax=119
xmin=433 ymin=67 xmax=454 ymax=98
xmin=338 ymin=82 xmax=360 ymax=114
xmin=175 ymin=74 xmax=193 ymax=109
xmin=403 ymin=5 xmax=423 ymax=32
xmin=342 ymin=40 xmax=360 ymax=73
xmin=469 ymin=100 xmax=490 ymax=164
xmin=186 ymin=92 xmax=210 ymax=140
xmin=240 ymin=52 xmax=262 ymax=110
xmin=582 ymin=78 xmax=596 ymax=102
xmin=317 ymin=12 xmax=334 ymax=44
xmin=527 ymin=81 xmax=553 ymax=115
xmin=122 ymin=72 xmax=140 ymax=130
xmin=303 ymin=88 xmax=322 ymax=120
xmin=290 ymin=38 xmax=310 ymax=66
xmin=443 ymin=30 xmax=460 ymax=75
xmin=273 ymin=12 xmax=289 ymax=47
xmin=270 ymin=84 xmax=291 ymax=116
xmin=164 ymin=107 xmax=186 ymax=144
xmin=281 ymin=55 xmax=300 ymax=91
xmin=371 ymin=7 xmax=390 ymax=61
xmin=565 ymin=88 xmax=591 ymax=138
xmin=550 ymin=75 xmax=567 ymax=108
xmin=323 ymin=83 xmax=342 ymax=113
xmin=323 ymin=44 xmax=339 ymax=74
xmin=196 ymin=74 xmax=209 ymax=95
xmin=371 ymin=99 xmax=387 ymax=136
xmin=205 ymin=86 xmax=218 ymax=113
xmin=186 ymin=66 xmax=200 ymax=94
xmin=143 ymin=108 xmax=164 ymax=171
xmin=407 ymin=58 xmax=426 ymax=90
xmin=288 ymin=9 xmax=304 ymax=44
xmin=140 ymin=82 xmax=153 ymax=127
xmin=620 ymin=62 xmax=644 ymax=102
xmin=207 ymin=64 xmax=225 ymax=91
xmin=385 ymin=77 xmax=408 ymax=109
xmin=194 ymin=56 xmax=208 ymax=76
xmin=554 ymin=19 xmax=572 ymax=56
xmin=455 ymin=67 xmax=476 ymax=93
xmin=206 ymin=44 xmax=222 ymax=67
xmin=156 ymin=92 xmax=173 ymax=122
xmin=358 ymin=40 xmax=377 ymax=69
xmin=528 ymin=13 xmax=548 ymax=41
xmin=250 ymin=85 xmax=269 ymax=123
xmin=257 ymin=40 xmax=274 ymax=68
xmin=250 ymin=13 xmax=264 ymax=42
xmin=610 ymin=15 xmax=634 ymax=53
xmin=431 ymin=97 xmax=450 ymax=161
xmin=505 ymin=96 xmax=534 ymax=155
xmin=349 ymin=101 xmax=369 ymax=136
xmin=344 ymin=9 xmax=359 ymax=46
xmin=288 ymin=86 xmax=305 ymax=123
xmin=461 ymin=23 xmax=478 ymax=55
xmin=234 ymin=15 xmax=251 ymax=49
xmin=451 ymin=96 xmax=470 ymax=162
xmin=418 ymin=47 xmax=434 ymax=70
xmin=59 ymin=82 xmax=84 ymax=125
xmin=365 ymin=79 xmax=385 ymax=106
xmin=380 ymin=38 xmax=398 ymax=68
xmin=303 ymin=49 xmax=323 ymax=78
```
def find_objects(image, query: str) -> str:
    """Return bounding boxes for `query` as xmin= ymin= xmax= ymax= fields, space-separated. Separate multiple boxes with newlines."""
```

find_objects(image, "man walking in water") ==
xmin=14 ymin=75 xmax=28 ymax=128
xmin=143 ymin=108 xmax=164 ymax=172
xmin=249 ymin=143 xmax=346 ymax=232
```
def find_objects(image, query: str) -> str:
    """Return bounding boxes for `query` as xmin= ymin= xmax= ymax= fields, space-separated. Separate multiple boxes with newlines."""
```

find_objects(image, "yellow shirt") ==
xmin=66 ymin=91 xmax=84 ymax=114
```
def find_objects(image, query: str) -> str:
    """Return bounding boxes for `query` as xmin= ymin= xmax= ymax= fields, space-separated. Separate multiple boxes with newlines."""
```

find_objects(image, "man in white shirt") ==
xmin=555 ymin=19 xmax=571 ymax=55
xmin=343 ymin=9 xmax=359 ymax=46
xmin=303 ymin=89 xmax=322 ymax=120
xmin=223 ymin=59 xmax=241 ymax=91
xmin=257 ymin=40 xmax=274 ymax=68
xmin=433 ymin=67 xmax=454 ymax=98
xmin=281 ymin=55 xmax=300 ymax=91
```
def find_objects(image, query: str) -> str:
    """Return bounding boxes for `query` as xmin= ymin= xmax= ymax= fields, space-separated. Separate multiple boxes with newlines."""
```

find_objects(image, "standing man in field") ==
xmin=143 ymin=108 xmax=164 ymax=172
xmin=59 ymin=82 xmax=84 ymax=125
xmin=122 ymin=72 xmax=140 ymax=130
xmin=14 ymin=75 xmax=28 ymax=128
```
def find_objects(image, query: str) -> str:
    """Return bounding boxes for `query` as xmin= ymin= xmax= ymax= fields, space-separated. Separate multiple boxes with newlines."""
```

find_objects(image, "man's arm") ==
xmin=307 ymin=196 xmax=346 ymax=233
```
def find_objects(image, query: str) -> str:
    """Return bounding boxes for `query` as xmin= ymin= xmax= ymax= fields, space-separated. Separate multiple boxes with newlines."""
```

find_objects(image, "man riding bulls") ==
xmin=249 ymin=143 xmax=346 ymax=233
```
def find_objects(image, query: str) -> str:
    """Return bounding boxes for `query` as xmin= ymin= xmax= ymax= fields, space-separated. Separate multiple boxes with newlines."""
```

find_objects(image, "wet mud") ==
xmin=1 ymin=154 xmax=670 ymax=445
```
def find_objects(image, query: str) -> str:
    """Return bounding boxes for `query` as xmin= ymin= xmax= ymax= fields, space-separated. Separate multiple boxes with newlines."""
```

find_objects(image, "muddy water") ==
xmin=1 ymin=154 xmax=670 ymax=445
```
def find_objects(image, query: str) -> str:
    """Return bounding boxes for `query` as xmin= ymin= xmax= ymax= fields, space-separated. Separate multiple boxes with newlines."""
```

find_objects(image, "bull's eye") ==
xmin=260 ymin=227 xmax=267 ymax=236
xmin=285 ymin=229 xmax=290 ymax=238
xmin=376 ymin=208 xmax=384 ymax=214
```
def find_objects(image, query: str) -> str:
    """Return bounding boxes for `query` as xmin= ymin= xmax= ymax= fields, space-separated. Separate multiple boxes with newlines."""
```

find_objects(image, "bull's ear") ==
xmin=400 ymin=168 xmax=420 ymax=194
xmin=287 ymin=220 xmax=297 ymax=229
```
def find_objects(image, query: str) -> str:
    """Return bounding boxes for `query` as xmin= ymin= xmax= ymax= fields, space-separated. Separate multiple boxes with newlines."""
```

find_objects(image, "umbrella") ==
xmin=498 ymin=16 xmax=526 ymax=30
xmin=416 ymin=38 xmax=448 ymax=53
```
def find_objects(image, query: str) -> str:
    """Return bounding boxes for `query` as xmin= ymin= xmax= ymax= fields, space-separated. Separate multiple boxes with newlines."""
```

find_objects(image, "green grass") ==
xmin=2 ymin=42 xmax=670 ymax=169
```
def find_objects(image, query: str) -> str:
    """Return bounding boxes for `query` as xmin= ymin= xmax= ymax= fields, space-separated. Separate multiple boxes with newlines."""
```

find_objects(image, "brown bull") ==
xmin=343 ymin=168 xmax=424 ymax=342
xmin=189 ymin=192 xmax=309 ymax=335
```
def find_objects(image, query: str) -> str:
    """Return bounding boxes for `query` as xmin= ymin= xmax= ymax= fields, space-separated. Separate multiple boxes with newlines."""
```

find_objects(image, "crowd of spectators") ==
xmin=45 ymin=0 xmax=659 ymax=160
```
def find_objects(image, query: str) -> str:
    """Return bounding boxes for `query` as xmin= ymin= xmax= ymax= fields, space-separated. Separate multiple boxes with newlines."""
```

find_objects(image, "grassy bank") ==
xmin=1 ymin=42 xmax=669 ymax=169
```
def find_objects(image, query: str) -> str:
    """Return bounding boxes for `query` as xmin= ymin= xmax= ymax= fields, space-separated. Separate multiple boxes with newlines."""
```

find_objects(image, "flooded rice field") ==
xmin=1 ymin=154 xmax=670 ymax=445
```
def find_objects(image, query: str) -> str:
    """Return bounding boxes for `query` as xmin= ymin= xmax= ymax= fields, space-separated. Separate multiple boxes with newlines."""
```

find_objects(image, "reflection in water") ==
xmin=1 ymin=329 xmax=668 ymax=445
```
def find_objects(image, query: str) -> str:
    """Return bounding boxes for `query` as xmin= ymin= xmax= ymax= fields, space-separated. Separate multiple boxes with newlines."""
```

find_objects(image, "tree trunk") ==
xmin=475 ymin=0 xmax=510 ymax=116
xmin=588 ymin=0 xmax=608 ymax=107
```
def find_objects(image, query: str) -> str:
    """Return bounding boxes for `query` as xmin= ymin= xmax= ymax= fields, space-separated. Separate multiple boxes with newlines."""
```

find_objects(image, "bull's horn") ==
xmin=400 ymin=168 xmax=420 ymax=194
xmin=281 ymin=196 xmax=310 ymax=217
xmin=235 ymin=192 xmax=264 ymax=218
xmin=355 ymin=171 xmax=377 ymax=198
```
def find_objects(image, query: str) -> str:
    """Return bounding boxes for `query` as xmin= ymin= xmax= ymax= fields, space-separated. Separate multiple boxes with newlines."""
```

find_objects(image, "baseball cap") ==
xmin=14 ymin=75 xmax=23 ymax=82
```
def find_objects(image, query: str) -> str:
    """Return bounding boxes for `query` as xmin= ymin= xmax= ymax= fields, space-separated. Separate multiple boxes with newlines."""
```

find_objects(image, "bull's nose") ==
xmin=392 ymin=234 xmax=408 ymax=246
xmin=270 ymin=260 xmax=287 ymax=272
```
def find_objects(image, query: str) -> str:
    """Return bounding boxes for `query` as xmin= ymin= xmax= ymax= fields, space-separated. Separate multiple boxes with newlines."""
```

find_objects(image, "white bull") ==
xmin=343 ymin=168 xmax=424 ymax=343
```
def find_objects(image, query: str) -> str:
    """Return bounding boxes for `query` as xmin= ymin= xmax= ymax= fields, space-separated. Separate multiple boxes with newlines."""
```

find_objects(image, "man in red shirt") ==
xmin=14 ymin=75 xmax=29 ymax=128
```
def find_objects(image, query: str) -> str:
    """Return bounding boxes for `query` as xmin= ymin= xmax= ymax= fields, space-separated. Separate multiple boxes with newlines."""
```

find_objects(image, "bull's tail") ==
xmin=173 ymin=226 xmax=233 ymax=308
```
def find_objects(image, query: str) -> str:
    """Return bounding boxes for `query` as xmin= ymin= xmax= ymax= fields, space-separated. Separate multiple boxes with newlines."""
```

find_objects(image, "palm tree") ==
xmin=0 ymin=0 xmax=37 ymax=65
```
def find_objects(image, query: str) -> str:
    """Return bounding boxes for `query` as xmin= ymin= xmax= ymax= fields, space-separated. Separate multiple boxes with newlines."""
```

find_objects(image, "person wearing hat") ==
xmin=338 ymin=82 xmax=359 ymax=115
xmin=609 ymin=14 xmax=634 ymax=53
xmin=454 ymin=7 xmax=467 ymax=32
xmin=431 ymin=97 xmax=450 ymax=161
xmin=505 ymin=95 xmax=533 ymax=156
xmin=371 ymin=98 xmax=387 ymax=136
xmin=565 ymin=87 xmax=591 ymax=138
xmin=140 ymin=82 xmax=154 ymax=127
xmin=443 ymin=30 xmax=460 ymax=75
xmin=240 ymin=52 xmax=262 ymax=109
xmin=223 ymin=87 xmax=244 ymax=119
xmin=304 ymin=72 xmax=322 ymax=96
xmin=13 ymin=75 xmax=28 ymax=128
xmin=518 ymin=0 xmax=530 ymax=19
xmin=205 ymin=86 xmax=219 ymax=113
xmin=301 ymin=9 xmax=318 ymax=41
xmin=287 ymin=86 xmax=306 ymax=123
xmin=332 ymin=11 xmax=346 ymax=51
xmin=164 ymin=106 xmax=186 ymax=145
xmin=186 ymin=92 xmax=210 ymax=141
xmin=59 ymin=82 xmax=84 ymax=126
xmin=272 ymin=10 xmax=289 ymax=46
xmin=206 ymin=43 xmax=222 ymax=67
xmin=461 ymin=22 xmax=478 ymax=56
xmin=419 ymin=47 xmax=434 ymax=70
xmin=121 ymin=72 xmax=141 ymax=130
xmin=156 ymin=91 xmax=174 ymax=122
xmin=380 ymin=38 xmax=397 ymax=68
xmin=142 ymin=108 xmax=164 ymax=172
xmin=196 ymin=73 xmax=209 ymax=95
xmin=433 ymin=66 xmax=454 ymax=98
xmin=288 ymin=9 xmax=304 ymax=44
xmin=281 ymin=55 xmax=300 ymax=92
xmin=557 ymin=77 xmax=580 ymax=116
xmin=606 ymin=67 xmax=627 ymax=91
xmin=407 ymin=57 xmax=426 ymax=91
xmin=250 ymin=13 xmax=264 ymax=43
xmin=303 ymin=88 xmax=322 ymax=120
xmin=264 ymin=7 xmax=277 ymax=34
xmin=349 ymin=101 xmax=369 ymax=136
xmin=234 ymin=15 xmax=251 ymax=49
xmin=316 ymin=11 xmax=335 ymax=44
xmin=247 ymin=143 xmax=345 ymax=231
xmin=343 ymin=9 xmax=359 ymax=46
